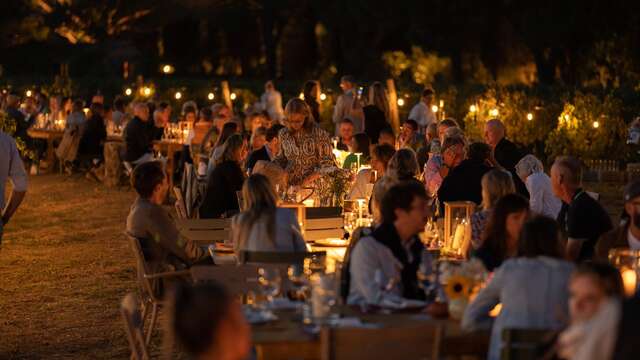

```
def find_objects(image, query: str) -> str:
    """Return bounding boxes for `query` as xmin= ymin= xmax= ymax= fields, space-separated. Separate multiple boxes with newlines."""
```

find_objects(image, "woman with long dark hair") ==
xmin=473 ymin=193 xmax=529 ymax=271
xmin=303 ymin=80 xmax=321 ymax=123
xmin=363 ymin=82 xmax=390 ymax=143
xmin=207 ymin=121 xmax=239 ymax=173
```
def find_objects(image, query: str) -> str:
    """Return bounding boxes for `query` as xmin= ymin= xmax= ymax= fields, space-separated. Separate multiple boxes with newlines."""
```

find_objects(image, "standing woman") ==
xmin=363 ymin=82 xmax=390 ymax=144
xmin=273 ymin=98 xmax=334 ymax=187
xmin=200 ymin=134 xmax=247 ymax=219
xmin=303 ymin=80 xmax=321 ymax=124
xmin=260 ymin=81 xmax=284 ymax=124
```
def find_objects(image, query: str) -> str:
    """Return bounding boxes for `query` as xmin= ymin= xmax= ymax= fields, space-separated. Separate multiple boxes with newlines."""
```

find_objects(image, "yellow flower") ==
xmin=444 ymin=275 xmax=473 ymax=300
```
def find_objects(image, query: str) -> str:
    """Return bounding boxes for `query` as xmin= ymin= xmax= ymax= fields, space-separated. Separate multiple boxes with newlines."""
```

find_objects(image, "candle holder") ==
xmin=609 ymin=248 xmax=640 ymax=297
xmin=443 ymin=201 xmax=475 ymax=258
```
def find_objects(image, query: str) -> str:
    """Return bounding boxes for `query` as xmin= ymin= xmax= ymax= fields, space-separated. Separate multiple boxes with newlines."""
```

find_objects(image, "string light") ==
xmin=125 ymin=88 xmax=132 ymax=96
xmin=174 ymin=91 xmax=182 ymax=100
xmin=469 ymin=105 xmax=477 ymax=113
xmin=230 ymin=92 xmax=237 ymax=101
xmin=489 ymin=108 xmax=499 ymax=117
xmin=25 ymin=90 xmax=32 ymax=97
xmin=162 ymin=64 xmax=174 ymax=74
xmin=83 ymin=107 xmax=89 ymax=115
xmin=397 ymin=98 xmax=405 ymax=107
xmin=593 ymin=121 xmax=600 ymax=128
xmin=299 ymin=92 xmax=305 ymax=100
xmin=431 ymin=105 xmax=439 ymax=113
xmin=320 ymin=93 xmax=327 ymax=101
xmin=143 ymin=87 xmax=152 ymax=97
xmin=208 ymin=92 xmax=215 ymax=100
xmin=527 ymin=113 xmax=533 ymax=121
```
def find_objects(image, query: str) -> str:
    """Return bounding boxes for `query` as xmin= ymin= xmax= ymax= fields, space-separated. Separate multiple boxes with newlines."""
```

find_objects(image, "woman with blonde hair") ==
xmin=230 ymin=174 xmax=306 ymax=254
xmin=363 ymin=82 xmax=390 ymax=143
xmin=470 ymin=169 xmax=516 ymax=249
xmin=273 ymin=98 xmax=333 ymax=186
xmin=200 ymin=134 xmax=247 ymax=219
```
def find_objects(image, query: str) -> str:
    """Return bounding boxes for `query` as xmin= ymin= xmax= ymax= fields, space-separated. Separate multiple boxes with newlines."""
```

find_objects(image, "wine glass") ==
xmin=287 ymin=264 xmax=308 ymax=301
xmin=258 ymin=267 xmax=282 ymax=305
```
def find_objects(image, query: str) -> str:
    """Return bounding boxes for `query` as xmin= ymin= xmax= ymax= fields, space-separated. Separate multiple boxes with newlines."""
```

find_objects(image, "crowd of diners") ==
xmin=2 ymin=77 xmax=640 ymax=360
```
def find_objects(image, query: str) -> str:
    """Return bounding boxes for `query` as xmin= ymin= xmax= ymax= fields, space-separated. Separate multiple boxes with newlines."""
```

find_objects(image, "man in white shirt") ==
xmin=332 ymin=75 xmax=364 ymax=134
xmin=0 ymin=131 xmax=28 ymax=243
xmin=408 ymin=88 xmax=437 ymax=133
xmin=596 ymin=179 xmax=640 ymax=260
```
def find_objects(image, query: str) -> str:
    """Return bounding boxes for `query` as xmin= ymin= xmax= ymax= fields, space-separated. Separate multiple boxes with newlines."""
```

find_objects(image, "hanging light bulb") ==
xmin=431 ymin=105 xmax=439 ymax=113
xmin=469 ymin=105 xmax=477 ymax=113
xmin=299 ymin=92 xmax=305 ymax=100
xmin=230 ymin=92 xmax=237 ymax=101
xmin=208 ymin=92 xmax=215 ymax=100
xmin=174 ymin=91 xmax=182 ymax=100
xmin=25 ymin=90 xmax=32 ymax=97
xmin=397 ymin=98 xmax=405 ymax=107
xmin=320 ymin=93 xmax=327 ymax=101
xmin=143 ymin=87 xmax=152 ymax=97
xmin=527 ymin=113 xmax=534 ymax=121
xmin=125 ymin=88 xmax=133 ymax=96
xmin=593 ymin=121 xmax=600 ymax=128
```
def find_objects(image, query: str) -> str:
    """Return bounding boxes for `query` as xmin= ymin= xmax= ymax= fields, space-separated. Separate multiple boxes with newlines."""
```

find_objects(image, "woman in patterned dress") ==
xmin=273 ymin=98 xmax=334 ymax=187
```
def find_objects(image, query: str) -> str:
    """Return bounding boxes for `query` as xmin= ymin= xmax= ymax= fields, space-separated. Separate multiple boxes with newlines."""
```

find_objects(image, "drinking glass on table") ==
xmin=258 ymin=267 xmax=282 ymax=305
xmin=287 ymin=264 xmax=309 ymax=301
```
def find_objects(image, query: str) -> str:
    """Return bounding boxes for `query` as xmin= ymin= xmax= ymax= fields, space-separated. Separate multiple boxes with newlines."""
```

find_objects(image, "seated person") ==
xmin=246 ymin=124 xmax=283 ymax=172
xmin=349 ymin=143 xmax=395 ymax=200
xmin=250 ymin=126 xmax=267 ymax=151
xmin=347 ymin=181 xmax=432 ymax=305
xmin=230 ymin=174 xmax=306 ymax=254
xmin=336 ymin=118 xmax=354 ymax=151
xmin=123 ymin=102 xmax=155 ymax=165
xmin=342 ymin=133 xmax=371 ymax=170
xmin=168 ymin=282 xmax=251 ymax=360
xmin=377 ymin=127 xmax=396 ymax=148
xmin=473 ymin=193 xmax=529 ymax=271
xmin=557 ymin=263 xmax=624 ymax=360
xmin=471 ymin=169 xmax=516 ymax=249
xmin=398 ymin=119 xmax=425 ymax=152
xmin=78 ymin=102 xmax=107 ymax=164
xmin=437 ymin=142 xmax=493 ymax=212
xmin=200 ymin=135 xmax=247 ymax=219
xmin=126 ymin=161 xmax=209 ymax=276
xmin=462 ymin=216 xmax=574 ymax=360
xmin=595 ymin=179 xmax=640 ymax=261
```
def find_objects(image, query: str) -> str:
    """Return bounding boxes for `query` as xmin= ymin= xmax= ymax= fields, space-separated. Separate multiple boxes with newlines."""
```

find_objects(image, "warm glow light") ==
xmin=174 ymin=91 xmax=182 ymax=100
xmin=564 ymin=114 xmax=570 ymax=122
xmin=490 ymin=303 xmax=502 ymax=317
xmin=527 ymin=113 xmax=534 ymax=121
xmin=431 ymin=105 xmax=439 ymax=113
xmin=593 ymin=121 xmax=600 ymax=128
xmin=83 ymin=107 xmax=89 ymax=115
xmin=230 ymin=92 xmax=237 ymax=101
xmin=125 ymin=88 xmax=133 ymax=96
xmin=397 ymin=98 xmax=405 ymax=107
xmin=439 ymin=100 xmax=444 ymax=108
xmin=143 ymin=87 xmax=152 ymax=97
xmin=490 ymin=108 xmax=499 ymax=117
xmin=469 ymin=105 xmax=477 ymax=113
xmin=208 ymin=92 xmax=215 ymax=100
xmin=622 ymin=268 xmax=637 ymax=297
xmin=162 ymin=64 xmax=174 ymax=74
xmin=25 ymin=90 xmax=32 ymax=97
xmin=299 ymin=92 xmax=305 ymax=100
xmin=320 ymin=93 xmax=327 ymax=101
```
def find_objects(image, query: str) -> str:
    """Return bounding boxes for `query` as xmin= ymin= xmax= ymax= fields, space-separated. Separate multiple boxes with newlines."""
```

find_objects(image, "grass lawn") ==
xmin=0 ymin=173 xmax=627 ymax=359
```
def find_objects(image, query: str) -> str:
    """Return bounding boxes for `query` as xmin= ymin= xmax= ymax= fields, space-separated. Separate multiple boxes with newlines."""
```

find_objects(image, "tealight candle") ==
xmin=622 ymin=268 xmax=637 ymax=297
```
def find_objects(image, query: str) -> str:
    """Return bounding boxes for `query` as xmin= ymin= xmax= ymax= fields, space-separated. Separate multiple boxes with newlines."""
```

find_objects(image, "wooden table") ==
xmin=153 ymin=139 xmax=185 ymax=188
xmin=252 ymin=307 xmax=490 ymax=360
xmin=27 ymin=128 xmax=63 ymax=171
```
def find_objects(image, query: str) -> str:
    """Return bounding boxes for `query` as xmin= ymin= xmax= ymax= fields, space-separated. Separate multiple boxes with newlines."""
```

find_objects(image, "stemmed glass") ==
xmin=287 ymin=264 xmax=309 ymax=301
xmin=258 ymin=267 xmax=282 ymax=306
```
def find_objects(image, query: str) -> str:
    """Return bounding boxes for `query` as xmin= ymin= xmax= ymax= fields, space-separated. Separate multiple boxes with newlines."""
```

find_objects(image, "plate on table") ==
xmin=314 ymin=238 xmax=349 ymax=247
xmin=213 ymin=243 xmax=234 ymax=253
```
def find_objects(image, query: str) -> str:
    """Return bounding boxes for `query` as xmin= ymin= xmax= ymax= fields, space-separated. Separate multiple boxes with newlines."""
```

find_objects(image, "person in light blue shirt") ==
xmin=462 ymin=216 xmax=574 ymax=360
xmin=0 ymin=131 xmax=28 ymax=243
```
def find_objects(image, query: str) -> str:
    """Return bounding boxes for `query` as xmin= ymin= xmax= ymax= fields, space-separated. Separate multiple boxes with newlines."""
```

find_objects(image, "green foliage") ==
xmin=383 ymin=47 xmax=451 ymax=86
xmin=545 ymin=93 xmax=628 ymax=161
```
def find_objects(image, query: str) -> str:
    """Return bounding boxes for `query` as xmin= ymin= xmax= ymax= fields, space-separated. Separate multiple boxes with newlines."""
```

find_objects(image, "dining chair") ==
xmin=173 ymin=186 xmax=188 ymax=219
xmin=120 ymin=293 xmax=150 ymax=360
xmin=190 ymin=264 xmax=262 ymax=295
xmin=321 ymin=323 xmax=443 ymax=360
xmin=238 ymin=250 xmax=326 ymax=265
xmin=175 ymin=218 xmax=231 ymax=244
xmin=501 ymin=328 xmax=558 ymax=360
xmin=126 ymin=233 xmax=191 ymax=346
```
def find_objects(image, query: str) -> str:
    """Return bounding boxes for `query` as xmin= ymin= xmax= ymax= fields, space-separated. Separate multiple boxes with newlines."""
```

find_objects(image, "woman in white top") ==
xmin=230 ymin=174 xmax=307 ymax=254
xmin=515 ymin=155 xmax=562 ymax=218
xmin=260 ymin=81 xmax=284 ymax=123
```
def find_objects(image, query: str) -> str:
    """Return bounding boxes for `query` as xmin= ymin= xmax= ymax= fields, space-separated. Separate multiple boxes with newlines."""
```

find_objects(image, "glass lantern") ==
xmin=609 ymin=248 xmax=640 ymax=297
xmin=443 ymin=201 xmax=476 ymax=258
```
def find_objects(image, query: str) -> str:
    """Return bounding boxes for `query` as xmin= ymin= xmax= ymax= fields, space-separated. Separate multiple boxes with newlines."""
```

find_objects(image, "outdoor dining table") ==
xmin=252 ymin=306 xmax=490 ymax=360
xmin=26 ymin=127 xmax=63 ymax=171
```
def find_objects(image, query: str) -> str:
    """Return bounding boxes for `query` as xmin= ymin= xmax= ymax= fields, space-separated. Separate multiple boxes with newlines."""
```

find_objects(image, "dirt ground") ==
xmin=0 ymin=174 xmax=626 ymax=359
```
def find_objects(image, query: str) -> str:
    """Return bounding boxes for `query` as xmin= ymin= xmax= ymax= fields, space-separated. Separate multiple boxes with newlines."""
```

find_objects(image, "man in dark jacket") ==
xmin=78 ymin=102 xmax=107 ymax=162
xmin=246 ymin=124 xmax=283 ymax=172
xmin=438 ymin=142 xmax=493 ymax=212
xmin=124 ymin=102 xmax=154 ymax=164
xmin=484 ymin=119 xmax=529 ymax=198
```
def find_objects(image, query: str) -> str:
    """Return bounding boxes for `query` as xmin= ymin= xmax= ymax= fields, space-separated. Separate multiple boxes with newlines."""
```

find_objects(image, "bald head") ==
xmin=551 ymin=155 xmax=582 ymax=201
xmin=484 ymin=119 xmax=505 ymax=147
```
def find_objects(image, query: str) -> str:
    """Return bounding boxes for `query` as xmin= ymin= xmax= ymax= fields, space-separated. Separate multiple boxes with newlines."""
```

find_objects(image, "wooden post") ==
xmin=221 ymin=80 xmax=233 ymax=113
xmin=386 ymin=78 xmax=400 ymax=133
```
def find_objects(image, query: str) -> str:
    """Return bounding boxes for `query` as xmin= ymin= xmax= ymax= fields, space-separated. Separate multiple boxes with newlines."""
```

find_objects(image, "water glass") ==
xmin=310 ymin=273 xmax=339 ymax=324
xmin=258 ymin=267 xmax=282 ymax=304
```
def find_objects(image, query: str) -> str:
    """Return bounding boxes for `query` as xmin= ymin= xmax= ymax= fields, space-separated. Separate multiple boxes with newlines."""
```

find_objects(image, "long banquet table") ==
xmin=252 ymin=306 xmax=490 ymax=360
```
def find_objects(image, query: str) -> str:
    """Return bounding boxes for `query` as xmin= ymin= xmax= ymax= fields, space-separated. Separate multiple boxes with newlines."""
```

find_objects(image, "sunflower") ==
xmin=444 ymin=275 xmax=473 ymax=300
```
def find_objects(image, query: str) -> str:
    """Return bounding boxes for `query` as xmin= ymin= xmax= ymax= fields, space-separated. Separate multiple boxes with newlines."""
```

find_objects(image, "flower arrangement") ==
xmin=439 ymin=258 xmax=488 ymax=319
xmin=316 ymin=166 xmax=352 ymax=207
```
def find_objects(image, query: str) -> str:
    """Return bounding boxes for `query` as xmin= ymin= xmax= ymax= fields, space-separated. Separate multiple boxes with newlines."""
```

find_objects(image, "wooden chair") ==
xmin=121 ymin=293 xmax=149 ymax=360
xmin=501 ymin=328 xmax=558 ymax=360
xmin=321 ymin=323 xmax=443 ymax=360
xmin=175 ymin=218 xmax=231 ymax=244
xmin=238 ymin=250 xmax=326 ymax=265
xmin=305 ymin=217 xmax=345 ymax=241
xmin=126 ymin=233 xmax=190 ymax=346
xmin=190 ymin=264 xmax=262 ymax=295
xmin=173 ymin=186 xmax=188 ymax=219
